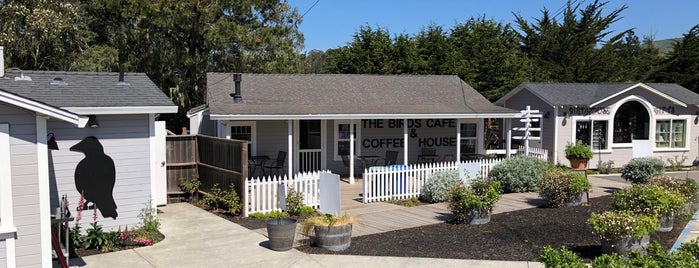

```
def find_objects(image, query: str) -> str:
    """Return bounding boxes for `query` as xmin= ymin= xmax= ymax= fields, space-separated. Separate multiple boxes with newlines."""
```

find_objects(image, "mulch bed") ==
xmin=290 ymin=195 xmax=689 ymax=262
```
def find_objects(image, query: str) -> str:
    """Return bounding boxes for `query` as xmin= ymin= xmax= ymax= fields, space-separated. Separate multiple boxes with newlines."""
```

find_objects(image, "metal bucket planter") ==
xmin=565 ymin=192 xmax=583 ymax=207
xmin=266 ymin=218 xmax=297 ymax=251
xmin=314 ymin=224 xmax=352 ymax=251
xmin=658 ymin=215 xmax=674 ymax=232
xmin=468 ymin=209 xmax=491 ymax=225
xmin=601 ymin=235 xmax=650 ymax=256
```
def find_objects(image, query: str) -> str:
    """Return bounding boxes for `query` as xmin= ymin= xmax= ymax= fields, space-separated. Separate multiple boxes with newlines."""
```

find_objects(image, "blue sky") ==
xmin=287 ymin=0 xmax=699 ymax=53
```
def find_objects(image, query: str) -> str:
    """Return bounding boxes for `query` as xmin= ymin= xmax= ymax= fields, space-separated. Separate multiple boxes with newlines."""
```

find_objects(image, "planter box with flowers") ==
xmin=612 ymin=184 xmax=687 ymax=232
xmin=539 ymin=168 xmax=592 ymax=207
xmin=565 ymin=141 xmax=593 ymax=170
xmin=587 ymin=210 xmax=659 ymax=256
xmin=448 ymin=178 xmax=503 ymax=225
xmin=648 ymin=175 xmax=699 ymax=215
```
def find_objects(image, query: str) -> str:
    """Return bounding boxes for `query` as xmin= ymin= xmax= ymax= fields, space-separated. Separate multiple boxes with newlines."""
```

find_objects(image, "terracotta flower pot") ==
xmin=569 ymin=159 xmax=589 ymax=170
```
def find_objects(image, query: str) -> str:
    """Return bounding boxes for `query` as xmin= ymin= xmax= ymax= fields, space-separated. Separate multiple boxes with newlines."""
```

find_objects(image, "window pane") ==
xmin=460 ymin=123 xmax=477 ymax=137
xmin=592 ymin=121 xmax=607 ymax=149
xmin=656 ymin=120 xmax=670 ymax=148
xmin=672 ymin=120 xmax=685 ymax=147
xmin=231 ymin=126 xmax=251 ymax=141
xmin=338 ymin=124 xmax=355 ymax=139
xmin=461 ymin=140 xmax=476 ymax=154
xmin=576 ymin=121 xmax=591 ymax=146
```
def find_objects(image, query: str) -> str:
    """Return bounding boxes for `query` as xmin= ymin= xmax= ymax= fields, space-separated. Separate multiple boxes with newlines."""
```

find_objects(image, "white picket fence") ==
xmin=518 ymin=145 xmax=549 ymax=161
xmin=243 ymin=171 xmax=322 ymax=216
xmin=362 ymin=158 xmax=504 ymax=203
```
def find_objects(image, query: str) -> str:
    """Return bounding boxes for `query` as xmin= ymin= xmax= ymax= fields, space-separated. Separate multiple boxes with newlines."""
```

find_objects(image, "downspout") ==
xmin=553 ymin=106 xmax=559 ymax=164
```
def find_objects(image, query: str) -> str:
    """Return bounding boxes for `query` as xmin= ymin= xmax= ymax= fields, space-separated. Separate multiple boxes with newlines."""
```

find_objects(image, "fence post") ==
xmin=278 ymin=182 xmax=287 ymax=211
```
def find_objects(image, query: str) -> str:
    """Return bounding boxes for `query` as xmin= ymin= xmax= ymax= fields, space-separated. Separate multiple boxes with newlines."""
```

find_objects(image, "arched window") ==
xmin=613 ymin=101 xmax=649 ymax=143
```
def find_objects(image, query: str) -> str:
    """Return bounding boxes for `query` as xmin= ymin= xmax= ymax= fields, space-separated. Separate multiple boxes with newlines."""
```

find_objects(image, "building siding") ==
xmin=500 ymin=89 xmax=556 ymax=160
xmin=48 ymin=114 xmax=152 ymax=232
xmin=0 ymin=102 xmax=43 ymax=268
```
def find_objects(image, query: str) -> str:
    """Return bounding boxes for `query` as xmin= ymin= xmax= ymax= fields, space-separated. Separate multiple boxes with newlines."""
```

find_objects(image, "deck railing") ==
xmin=518 ymin=145 xmax=549 ymax=161
xmin=243 ymin=171 xmax=322 ymax=216
xmin=362 ymin=158 xmax=504 ymax=203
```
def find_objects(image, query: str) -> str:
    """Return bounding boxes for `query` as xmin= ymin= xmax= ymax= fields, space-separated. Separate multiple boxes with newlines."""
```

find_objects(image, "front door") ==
xmin=295 ymin=120 xmax=325 ymax=173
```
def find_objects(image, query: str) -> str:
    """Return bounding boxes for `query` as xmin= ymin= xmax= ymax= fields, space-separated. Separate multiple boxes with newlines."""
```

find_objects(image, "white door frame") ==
xmin=293 ymin=120 xmax=327 ymax=173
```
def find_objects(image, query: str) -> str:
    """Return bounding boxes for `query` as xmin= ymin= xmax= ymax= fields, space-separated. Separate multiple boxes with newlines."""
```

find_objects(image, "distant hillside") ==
xmin=653 ymin=38 xmax=682 ymax=55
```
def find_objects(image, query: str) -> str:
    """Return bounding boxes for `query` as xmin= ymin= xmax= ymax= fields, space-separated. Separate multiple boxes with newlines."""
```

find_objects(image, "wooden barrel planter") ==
xmin=266 ymin=218 xmax=297 ymax=251
xmin=314 ymin=224 xmax=352 ymax=251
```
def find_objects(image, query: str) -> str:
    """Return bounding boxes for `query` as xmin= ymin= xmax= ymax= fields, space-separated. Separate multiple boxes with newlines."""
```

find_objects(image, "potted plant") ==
xmin=648 ymin=175 xmax=699 ymax=214
xmin=612 ymin=184 xmax=687 ymax=232
xmin=448 ymin=178 xmax=502 ymax=224
xmin=302 ymin=214 xmax=357 ymax=251
xmin=587 ymin=210 xmax=659 ymax=256
xmin=265 ymin=210 xmax=297 ymax=251
xmin=539 ymin=168 xmax=592 ymax=207
xmin=565 ymin=141 xmax=593 ymax=170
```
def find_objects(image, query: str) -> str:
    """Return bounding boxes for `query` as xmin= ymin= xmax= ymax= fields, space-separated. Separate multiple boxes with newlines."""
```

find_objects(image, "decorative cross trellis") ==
xmin=512 ymin=106 xmax=541 ymax=156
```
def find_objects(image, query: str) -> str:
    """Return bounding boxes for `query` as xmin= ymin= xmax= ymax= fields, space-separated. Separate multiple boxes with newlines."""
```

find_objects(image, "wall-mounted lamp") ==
xmin=47 ymin=133 xmax=59 ymax=150
xmin=543 ymin=111 xmax=551 ymax=119
xmin=695 ymin=111 xmax=699 ymax=125
xmin=87 ymin=115 xmax=99 ymax=128
xmin=563 ymin=112 xmax=570 ymax=119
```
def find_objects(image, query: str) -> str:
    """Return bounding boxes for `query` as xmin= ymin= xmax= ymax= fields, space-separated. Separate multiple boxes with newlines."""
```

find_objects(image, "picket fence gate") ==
xmin=362 ymin=158 xmax=504 ymax=203
xmin=243 ymin=171 xmax=322 ymax=216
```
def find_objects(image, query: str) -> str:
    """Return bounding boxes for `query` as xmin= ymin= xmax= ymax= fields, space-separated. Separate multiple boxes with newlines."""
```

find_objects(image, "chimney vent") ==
xmin=117 ymin=63 xmax=129 ymax=85
xmin=50 ymin=77 xmax=66 ymax=86
xmin=230 ymin=73 xmax=243 ymax=103
xmin=0 ymin=46 xmax=4 ymax=77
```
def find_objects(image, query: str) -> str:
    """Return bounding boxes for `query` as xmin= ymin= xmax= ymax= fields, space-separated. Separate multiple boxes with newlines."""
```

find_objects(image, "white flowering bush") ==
xmin=420 ymin=170 xmax=461 ymax=203
xmin=539 ymin=168 xmax=591 ymax=207
xmin=587 ymin=210 xmax=659 ymax=240
xmin=612 ymin=184 xmax=686 ymax=217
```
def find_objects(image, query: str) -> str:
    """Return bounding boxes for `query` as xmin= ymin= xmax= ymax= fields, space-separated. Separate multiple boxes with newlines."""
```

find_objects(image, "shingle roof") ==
xmin=502 ymin=82 xmax=699 ymax=106
xmin=206 ymin=73 xmax=517 ymax=118
xmin=0 ymin=70 xmax=175 ymax=109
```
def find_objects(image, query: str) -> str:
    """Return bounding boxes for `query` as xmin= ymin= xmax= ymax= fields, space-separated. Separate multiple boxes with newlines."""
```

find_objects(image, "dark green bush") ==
xmin=448 ymin=179 xmax=502 ymax=224
xmin=490 ymin=155 xmax=548 ymax=193
xmin=285 ymin=187 xmax=305 ymax=215
xmin=539 ymin=168 xmax=591 ymax=207
xmin=202 ymin=183 xmax=242 ymax=215
xmin=620 ymin=157 xmax=665 ymax=184
xmin=539 ymin=245 xmax=587 ymax=268
xmin=612 ymin=184 xmax=686 ymax=217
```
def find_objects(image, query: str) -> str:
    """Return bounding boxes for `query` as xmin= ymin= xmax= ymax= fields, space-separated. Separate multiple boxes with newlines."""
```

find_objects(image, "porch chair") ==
xmin=380 ymin=150 xmax=399 ymax=166
xmin=341 ymin=154 xmax=363 ymax=175
xmin=264 ymin=151 xmax=287 ymax=176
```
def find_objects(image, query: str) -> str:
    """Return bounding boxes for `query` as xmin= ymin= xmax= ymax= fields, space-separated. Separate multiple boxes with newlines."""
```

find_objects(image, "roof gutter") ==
xmin=210 ymin=112 xmax=523 ymax=121
xmin=0 ymin=89 xmax=87 ymax=127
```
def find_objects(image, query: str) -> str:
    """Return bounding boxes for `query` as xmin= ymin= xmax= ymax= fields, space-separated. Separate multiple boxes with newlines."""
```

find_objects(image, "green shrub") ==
xmin=138 ymin=200 xmax=160 ymax=232
xmin=248 ymin=210 xmax=289 ymax=219
xmin=448 ymin=179 xmax=502 ymax=224
xmin=285 ymin=187 xmax=305 ymax=215
xmin=179 ymin=174 xmax=201 ymax=203
xmin=225 ymin=184 xmax=242 ymax=215
xmin=587 ymin=210 xmax=659 ymax=240
xmin=539 ymin=245 xmax=587 ymax=268
xmin=248 ymin=212 xmax=267 ymax=219
xmin=597 ymin=160 xmax=615 ymax=174
xmin=84 ymin=222 xmax=108 ymax=250
xmin=298 ymin=205 xmax=316 ymax=216
xmin=620 ymin=157 xmax=665 ymax=184
xmin=490 ymin=155 xmax=548 ymax=193
xmin=612 ymin=184 xmax=686 ymax=217
xmin=565 ymin=141 xmax=593 ymax=160
xmin=201 ymin=183 xmax=242 ymax=215
xmin=590 ymin=253 xmax=627 ymax=268
xmin=420 ymin=170 xmax=461 ymax=203
xmin=649 ymin=175 xmax=698 ymax=202
xmin=539 ymin=169 xmax=591 ymax=207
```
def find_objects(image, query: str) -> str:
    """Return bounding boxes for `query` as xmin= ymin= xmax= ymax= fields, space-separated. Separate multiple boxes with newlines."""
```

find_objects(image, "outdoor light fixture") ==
xmin=563 ymin=112 xmax=569 ymax=119
xmin=87 ymin=115 xmax=99 ymax=128
xmin=47 ymin=133 xmax=59 ymax=150
xmin=543 ymin=111 xmax=551 ymax=119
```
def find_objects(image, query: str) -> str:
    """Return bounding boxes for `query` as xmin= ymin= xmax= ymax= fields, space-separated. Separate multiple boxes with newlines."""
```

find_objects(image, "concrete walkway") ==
xmin=75 ymin=201 xmax=543 ymax=268
xmin=73 ymin=173 xmax=698 ymax=268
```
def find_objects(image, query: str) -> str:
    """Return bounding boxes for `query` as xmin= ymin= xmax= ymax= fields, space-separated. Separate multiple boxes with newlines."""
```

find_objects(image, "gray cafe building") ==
xmin=496 ymin=82 xmax=699 ymax=169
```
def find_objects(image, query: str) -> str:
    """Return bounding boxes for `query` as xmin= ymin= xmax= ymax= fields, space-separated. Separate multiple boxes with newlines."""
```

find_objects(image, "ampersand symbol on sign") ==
xmin=409 ymin=128 xmax=417 ymax=138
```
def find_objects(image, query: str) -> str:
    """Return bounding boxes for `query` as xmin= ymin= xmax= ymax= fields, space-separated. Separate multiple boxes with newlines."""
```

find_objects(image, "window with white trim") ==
xmin=575 ymin=120 xmax=608 ymax=150
xmin=334 ymin=121 xmax=360 ymax=160
xmin=460 ymin=123 xmax=477 ymax=154
xmin=655 ymin=119 xmax=685 ymax=148
xmin=227 ymin=122 xmax=256 ymax=156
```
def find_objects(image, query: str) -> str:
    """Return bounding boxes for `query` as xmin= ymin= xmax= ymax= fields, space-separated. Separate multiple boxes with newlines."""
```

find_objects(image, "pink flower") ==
xmin=76 ymin=194 xmax=85 ymax=223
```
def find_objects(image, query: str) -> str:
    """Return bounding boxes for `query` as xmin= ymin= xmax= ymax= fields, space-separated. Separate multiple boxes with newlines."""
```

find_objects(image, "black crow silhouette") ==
xmin=70 ymin=136 xmax=118 ymax=219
